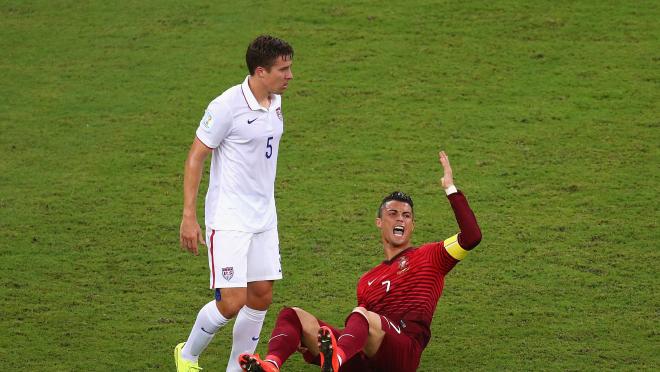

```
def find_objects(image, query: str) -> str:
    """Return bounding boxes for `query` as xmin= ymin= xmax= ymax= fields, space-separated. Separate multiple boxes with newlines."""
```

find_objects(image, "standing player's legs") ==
xmin=177 ymin=230 xmax=251 ymax=371
xmin=227 ymin=228 xmax=282 ymax=372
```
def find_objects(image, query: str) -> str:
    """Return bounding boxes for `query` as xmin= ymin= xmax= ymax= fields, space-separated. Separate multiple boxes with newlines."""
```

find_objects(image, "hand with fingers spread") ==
xmin=438 ymin=150 xmax=454 ymax=189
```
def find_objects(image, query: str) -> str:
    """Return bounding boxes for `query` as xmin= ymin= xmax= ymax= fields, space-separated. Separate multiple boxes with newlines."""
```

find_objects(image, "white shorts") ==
xmin=206 ymin=228 xmax=282 ymax=288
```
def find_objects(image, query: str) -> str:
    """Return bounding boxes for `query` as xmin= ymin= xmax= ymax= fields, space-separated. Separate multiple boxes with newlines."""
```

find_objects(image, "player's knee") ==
xmin=350 ymin=307 xmax=376 ymax=330
xmin=252 ymin=291 xmax=273 ymax=307
xmin=279 ymin=306 xmax=300 ymax=321
xmin=351 ymin=306 xmax=369 ymax=319
xmin=247 ymin=284 xmax=273 ymax=309
xmin=216 ymin=299 xmax=244 ymax=318
xmin=215 ymin=288 xmax=248 ymax=317
xmin=290 ymin=307 xmax=321 ymax=339
xmin=291 ymin=307 xmax=318 ymax=328
xmin=351 ymin=308 xmax=383 ymax=336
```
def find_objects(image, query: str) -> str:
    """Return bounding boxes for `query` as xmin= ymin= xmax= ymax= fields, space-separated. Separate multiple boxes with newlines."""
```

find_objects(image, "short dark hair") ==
xmin=246 ymin=35 xmax=294 ymax=75
xmin=378 ymin=191 xmax=414 ymax=218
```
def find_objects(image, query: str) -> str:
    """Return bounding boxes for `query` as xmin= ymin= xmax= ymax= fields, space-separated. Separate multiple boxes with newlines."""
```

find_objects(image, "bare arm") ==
xmin=180 ymin=137 xmax=212 ymax=255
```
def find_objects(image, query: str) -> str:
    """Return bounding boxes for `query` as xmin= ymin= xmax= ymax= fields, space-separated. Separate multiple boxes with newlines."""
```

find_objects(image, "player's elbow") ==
xmin=471 ymin=227 xmax=482 ymax=248
xmin=459 ymin=227 xmax=482 ymax=250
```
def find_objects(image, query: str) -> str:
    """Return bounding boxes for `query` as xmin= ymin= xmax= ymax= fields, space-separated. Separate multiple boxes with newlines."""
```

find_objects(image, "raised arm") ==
xmin=439 ymin=151 xmax=482 ymax=251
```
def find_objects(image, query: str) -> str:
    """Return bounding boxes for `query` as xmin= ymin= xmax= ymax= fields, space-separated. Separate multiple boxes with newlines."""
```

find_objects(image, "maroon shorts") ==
xmin=313 ymin=316 xmax=422 ymax=372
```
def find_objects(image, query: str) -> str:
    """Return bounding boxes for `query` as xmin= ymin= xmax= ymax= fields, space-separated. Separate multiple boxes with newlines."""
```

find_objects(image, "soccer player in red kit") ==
xmin=239 ymin=151 xmax=482 ymax=372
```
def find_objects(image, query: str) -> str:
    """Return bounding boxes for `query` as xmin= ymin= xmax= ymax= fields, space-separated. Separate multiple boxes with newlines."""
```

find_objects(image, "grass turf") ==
xmin=1 ymin=0 xmax=658 ymax=370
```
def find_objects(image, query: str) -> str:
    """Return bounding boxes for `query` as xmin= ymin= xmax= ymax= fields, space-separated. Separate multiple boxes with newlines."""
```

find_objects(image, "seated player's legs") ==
xmin=366 ymin=315 xmax=422 ymax=372
xmin=239 ymin=307 xmax=333 ymax=370
xmin=310 ymin=318 xmax=371 ymax=372
xmin=350 ymin=307 xmax=386 ymax=357
xmin=292 ymin=307 xmax=324 ymax=357
xmin=332 ymin=308 xmax=422 ymax=372
xmin=314 ymin=307 xmax=380 ymax=372
xmin=238 ymin=353 xmax=279 ymax=372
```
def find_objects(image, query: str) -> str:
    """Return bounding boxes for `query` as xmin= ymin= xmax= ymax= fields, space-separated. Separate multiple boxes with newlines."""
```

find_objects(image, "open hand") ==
xmin=438 ymin=151 xmax=454 ymax=189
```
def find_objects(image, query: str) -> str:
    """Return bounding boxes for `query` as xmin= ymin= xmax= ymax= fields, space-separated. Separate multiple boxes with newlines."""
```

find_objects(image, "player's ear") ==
xmin=255 ymin=66 xmax=265 ymax=78
xmin=375 ymin=218 xmax=382 ymax=229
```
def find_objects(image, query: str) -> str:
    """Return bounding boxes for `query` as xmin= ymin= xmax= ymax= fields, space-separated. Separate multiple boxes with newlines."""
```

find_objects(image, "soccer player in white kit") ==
xmin=175 ymin=35 xmax=294 ymax=372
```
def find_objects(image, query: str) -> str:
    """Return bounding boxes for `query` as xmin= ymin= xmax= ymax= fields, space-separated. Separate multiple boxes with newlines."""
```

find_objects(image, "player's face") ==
xmin=376 ymin=200 xmax=414 ymax=249
xmin=261 ymin=55 xmax=293 ymax=95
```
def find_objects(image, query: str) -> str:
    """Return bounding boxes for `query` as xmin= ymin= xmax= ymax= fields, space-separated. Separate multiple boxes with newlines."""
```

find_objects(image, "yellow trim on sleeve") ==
xmin=444 ymin=234 xmax=469 ymax=260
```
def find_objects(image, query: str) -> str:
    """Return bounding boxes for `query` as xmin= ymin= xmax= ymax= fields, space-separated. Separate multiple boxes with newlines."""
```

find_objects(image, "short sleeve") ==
xmin=195 ymin=101 xmax=233 ymax=149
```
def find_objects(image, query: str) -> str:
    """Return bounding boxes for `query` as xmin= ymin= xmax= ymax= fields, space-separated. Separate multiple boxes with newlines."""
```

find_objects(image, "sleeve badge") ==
xmin=200 ymin=110 xmax=214 ymax=129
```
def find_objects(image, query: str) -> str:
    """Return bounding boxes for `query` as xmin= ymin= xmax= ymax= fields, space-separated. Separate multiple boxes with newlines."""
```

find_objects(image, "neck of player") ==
xmin=383 ymin=244 xmax=410 ymax=261
xmin=248 ymin=76 xmax=271 ymax=108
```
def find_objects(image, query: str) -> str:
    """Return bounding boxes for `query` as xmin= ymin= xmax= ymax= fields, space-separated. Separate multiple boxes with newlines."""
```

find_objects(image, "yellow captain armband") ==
xmin=444 ymin=234 xmax=469 ymax=260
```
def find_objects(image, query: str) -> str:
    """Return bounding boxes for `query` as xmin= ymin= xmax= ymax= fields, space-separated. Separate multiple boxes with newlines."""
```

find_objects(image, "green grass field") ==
xmin=1 ymin=0 xmax=658 ymax=370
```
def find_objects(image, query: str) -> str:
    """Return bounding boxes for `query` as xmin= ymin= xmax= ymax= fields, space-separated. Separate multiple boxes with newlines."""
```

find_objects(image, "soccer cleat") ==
xmin=174 ymin=342 xmax=203 ymax=371
xmin=318 ymin=326 xmax=340 ymax=372
xmin=238 ymin=353 xmax=279 ymax=372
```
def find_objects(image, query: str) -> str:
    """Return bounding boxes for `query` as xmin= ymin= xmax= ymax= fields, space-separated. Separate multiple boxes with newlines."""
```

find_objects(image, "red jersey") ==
xmin=356 ymin=241 xmax=458 ymax=348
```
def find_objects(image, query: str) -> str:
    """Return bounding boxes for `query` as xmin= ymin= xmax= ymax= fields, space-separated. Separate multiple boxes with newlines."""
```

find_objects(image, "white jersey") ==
xmin=196 ymin=76 xmax=284 ymax=232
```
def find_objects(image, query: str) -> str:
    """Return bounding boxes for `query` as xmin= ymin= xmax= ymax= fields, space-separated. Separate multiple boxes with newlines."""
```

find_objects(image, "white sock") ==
xmin=181 ymin=300 xmax=230 ymax=362
xmin=226 ymin=306 xmax=267 ymax=372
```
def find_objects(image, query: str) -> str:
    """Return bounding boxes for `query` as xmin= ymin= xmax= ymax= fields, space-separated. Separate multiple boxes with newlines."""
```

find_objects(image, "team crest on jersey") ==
xmin=222 ymin=267 xmax=234 ymax=281
xmin=397 ymin=256 xmax=410 ymax=275
xmin=276 ymin=107 xmax=283 ymax=121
